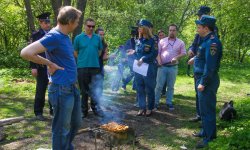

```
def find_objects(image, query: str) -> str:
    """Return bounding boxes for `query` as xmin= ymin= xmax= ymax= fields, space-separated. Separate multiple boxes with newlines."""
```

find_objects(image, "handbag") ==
xmin=219 ymin=100 xmax=237 ymax=121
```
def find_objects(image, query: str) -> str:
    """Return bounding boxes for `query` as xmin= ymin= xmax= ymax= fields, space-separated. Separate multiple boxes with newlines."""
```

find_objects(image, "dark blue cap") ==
xmin=195 ymin=15 xmax=216 ymax=28
xmin=36 ymin=12 xmax=51 ymax=22
xmin=138 ymin=19 xmax=153 ymax=28
xmin=197 ymin=6 xmax=211 ymax=16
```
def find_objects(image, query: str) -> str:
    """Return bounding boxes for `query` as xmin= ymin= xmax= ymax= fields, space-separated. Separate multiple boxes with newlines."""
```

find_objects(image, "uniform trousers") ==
xmin=196 ymin=73 xmax=219 ymax=143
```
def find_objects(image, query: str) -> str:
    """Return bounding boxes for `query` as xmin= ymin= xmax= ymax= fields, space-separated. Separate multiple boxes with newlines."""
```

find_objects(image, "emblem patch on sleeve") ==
xmin=144 ymin=44 xmax=151 ymax=52
xmin=210 ymin=43 xmax=217 ymax=56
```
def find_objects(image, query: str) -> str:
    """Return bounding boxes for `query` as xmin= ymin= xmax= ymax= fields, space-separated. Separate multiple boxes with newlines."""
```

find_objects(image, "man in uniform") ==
xmin=188 ymin=6 xmax=211 ymax=122
xmin=194 ymin=15 xmax=222 ymax=148
xmin=30 ymin=12 xmax=53 ymax=120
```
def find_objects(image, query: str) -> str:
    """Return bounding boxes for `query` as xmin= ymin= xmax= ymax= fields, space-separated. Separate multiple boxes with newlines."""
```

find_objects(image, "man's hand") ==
xmin=188 ymin=57 xmax=194 ymax=65
xmin=127 ymin=49 xmax=135 ymax=55
xmin=31 ymin=69 xmax=38 ymax=77
xmin=137 ymin=58 xmax=143 ymax=66
xmin=121 ymin=58 xmax=127 ymax=62
xmin=171 ymin=57 xmax=178 ymax=64
xmin=188 ymin=50 xmax=194 ymax=57
xmin=48 ymin=63 xmax=64 ymax=76
xmin=156 ymin=55 xmax=162 ymax=66
xmin=197 ymin=84 xmax=205 ymax=92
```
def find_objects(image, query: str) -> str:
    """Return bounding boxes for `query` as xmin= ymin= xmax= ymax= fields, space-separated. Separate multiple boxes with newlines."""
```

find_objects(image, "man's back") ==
xmin=40 ymin=28 xmax=77 ymax=85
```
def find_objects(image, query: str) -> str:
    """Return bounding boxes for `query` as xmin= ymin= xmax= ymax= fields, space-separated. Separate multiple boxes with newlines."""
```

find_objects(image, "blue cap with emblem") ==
xmin=195 ymin=15 xmax=216 ymax=28
xmin=36 ymin=12 xmax=51 ymax=23
xmin=197 ymin=6 xmax=211 ymax=16
xmin=138 ymin=19 xmax=153 ymax=28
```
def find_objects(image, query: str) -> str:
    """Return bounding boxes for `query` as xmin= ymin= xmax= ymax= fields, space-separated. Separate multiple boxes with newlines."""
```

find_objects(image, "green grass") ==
xmin=0 ymin=63 xmax=250 ymax=149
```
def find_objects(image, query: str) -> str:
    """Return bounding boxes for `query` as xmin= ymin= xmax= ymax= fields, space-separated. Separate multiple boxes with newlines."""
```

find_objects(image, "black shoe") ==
xmin=93 ymin=110 xmax=104 ymax=117
xmin=49 ymin=110 xmax=53 ymax=116
xmin=192 ymin=132 xmax=203 ymax=138
xmin=35 ymin=115 xmax=46 ymax=121
xmin=189 ymin=116 xmax=201 ymax=122
xmin=146 ymin=110 xmax=153 ymax=117
xmin=196 ymin=141 xmax=208 ymax=149
xmin=82 ymin=113 xmax=88 ymax=118
xmin=136 ymin=110 xmax=146 ymax=116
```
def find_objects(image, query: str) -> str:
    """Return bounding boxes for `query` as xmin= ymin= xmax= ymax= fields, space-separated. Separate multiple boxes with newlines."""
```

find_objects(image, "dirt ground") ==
xmin=0 ymin=91 xmax=192 ymax=150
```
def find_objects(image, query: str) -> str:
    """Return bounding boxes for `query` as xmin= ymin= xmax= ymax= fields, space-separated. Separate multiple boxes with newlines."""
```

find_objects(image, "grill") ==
xmin=86 ymin=124 xmax=136 ymax=150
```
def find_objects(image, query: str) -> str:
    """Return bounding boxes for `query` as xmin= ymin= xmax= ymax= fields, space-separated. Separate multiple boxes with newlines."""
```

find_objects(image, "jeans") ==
xmin=155 ymin=65 xmax=178 ymax=106
xmin=48 ymin=83 xmax=82 ymax=150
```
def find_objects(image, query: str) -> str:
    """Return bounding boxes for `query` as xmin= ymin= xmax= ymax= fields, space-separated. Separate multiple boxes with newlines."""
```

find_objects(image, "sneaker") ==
xmin=133 ymin=103 xmax=139 ymax=108
xmin=168 ymin=104 xmax=174 ymax=111
xmin=188 ymin=116 xmax=201 ymax=122
xmin=121 ymin=86 xmax=126 ymax=91
xmin=195 ymin=140 xmax=208 ymax=149
xmin=36 ymin=115 xmax=46 ymax=121
xmin=153 ymin=105 xmax=159 ymax=111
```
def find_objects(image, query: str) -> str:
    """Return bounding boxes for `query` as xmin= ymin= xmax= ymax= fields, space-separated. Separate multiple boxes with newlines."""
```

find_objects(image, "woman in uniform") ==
xmin=127 ymin=19 xmax=157 ymax=116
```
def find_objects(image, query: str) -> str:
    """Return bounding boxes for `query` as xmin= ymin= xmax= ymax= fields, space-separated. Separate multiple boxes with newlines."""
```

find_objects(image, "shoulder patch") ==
xmin=210 ymin=43 xmax=217 ymax=56
xmin=210 ymin=34 xmax=215 ymax=39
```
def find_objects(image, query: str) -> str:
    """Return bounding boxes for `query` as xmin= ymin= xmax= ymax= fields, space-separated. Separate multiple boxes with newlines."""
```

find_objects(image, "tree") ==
xmin=24 ymin=0 xmax=35 ymax=34
xmin=73 ymin=0 xmax=88 ymax=40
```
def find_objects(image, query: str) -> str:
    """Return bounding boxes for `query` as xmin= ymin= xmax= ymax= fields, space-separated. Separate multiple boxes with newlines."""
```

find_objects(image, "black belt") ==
xmin=162 ymin=62 xmax=177 ymax=67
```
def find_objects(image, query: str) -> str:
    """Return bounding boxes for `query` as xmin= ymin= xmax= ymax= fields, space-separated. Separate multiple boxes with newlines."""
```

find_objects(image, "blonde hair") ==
xmin=139 ymin=26 xmax=154 ymax=39
xmin=57 ymin=6 xmax=82 ymax=25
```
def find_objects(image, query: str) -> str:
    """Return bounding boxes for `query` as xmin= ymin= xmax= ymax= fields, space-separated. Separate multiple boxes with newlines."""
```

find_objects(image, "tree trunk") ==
xmin=24 ymin=0 xmax=35 ymax=34
xmin=238 ymin=33 xmax=243 ymax=62
xmin=72 ymin=0 xmax=88 ymax=41
xmin=63 ymin=0 xmax=71 ymax=6
xmin=50 ymin=0 xmax=63 ymax=26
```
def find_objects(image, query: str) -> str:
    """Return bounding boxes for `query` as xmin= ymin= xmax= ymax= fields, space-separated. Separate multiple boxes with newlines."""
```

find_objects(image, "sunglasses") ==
xmin=87 ymin=25 xmax=95 ymax=28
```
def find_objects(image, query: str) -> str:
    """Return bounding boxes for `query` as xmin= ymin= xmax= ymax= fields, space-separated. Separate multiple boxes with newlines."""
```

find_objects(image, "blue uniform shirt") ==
xmin=194 ymin=32 xmax=222 ymax=86
xmin=40 ymin=28 xmax=77 ymax=85
xmin=135 ymin=37 xmax=157 ymax=63
xmin=189 ymin=34 xmax=203 ymax=55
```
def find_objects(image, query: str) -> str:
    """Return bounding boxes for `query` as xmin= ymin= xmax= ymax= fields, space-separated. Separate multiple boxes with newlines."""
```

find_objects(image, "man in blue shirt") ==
xmin=21 ymin=6 xmax=82 ymax=149
xmin=74 ymin=18 xmax=103 ymax=118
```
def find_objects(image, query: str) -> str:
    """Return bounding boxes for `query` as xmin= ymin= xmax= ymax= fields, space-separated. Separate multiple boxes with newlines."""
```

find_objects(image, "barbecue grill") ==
xmin=85 ymin=123 xmax=136 ymax=150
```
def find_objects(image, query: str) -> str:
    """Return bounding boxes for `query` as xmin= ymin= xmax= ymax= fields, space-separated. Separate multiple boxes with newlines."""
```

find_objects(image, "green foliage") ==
xmin=0 ymin=0 xmax=249 ymax=65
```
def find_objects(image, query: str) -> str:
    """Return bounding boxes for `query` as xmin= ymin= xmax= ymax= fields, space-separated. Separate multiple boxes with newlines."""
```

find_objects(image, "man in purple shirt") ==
xmin=155 ymin=24 xmax=186 ymax=110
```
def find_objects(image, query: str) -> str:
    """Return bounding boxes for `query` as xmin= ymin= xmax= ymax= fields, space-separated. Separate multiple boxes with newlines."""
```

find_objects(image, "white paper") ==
xmin=133 ymin=60 xmax=149 ymax=76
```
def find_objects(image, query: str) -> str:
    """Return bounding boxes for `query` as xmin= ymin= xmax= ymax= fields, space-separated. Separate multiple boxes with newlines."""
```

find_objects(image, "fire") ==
xmin=100 ymin=121 xmax=129 ymax=133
